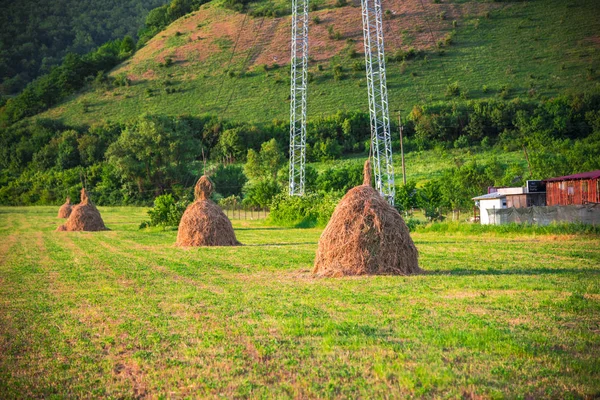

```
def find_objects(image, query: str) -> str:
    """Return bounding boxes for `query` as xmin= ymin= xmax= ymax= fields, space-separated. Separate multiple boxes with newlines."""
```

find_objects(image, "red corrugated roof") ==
xmin=544 ymin=170 xmax=600 ymax=182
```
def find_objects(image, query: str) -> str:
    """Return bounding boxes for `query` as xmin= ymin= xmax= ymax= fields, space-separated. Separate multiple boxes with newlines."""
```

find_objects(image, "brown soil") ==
xmin=57 ymin=189 xmax=108 ymax=232
xmin=57 ymin=197 xmax=73 ymax=218
xmin=176 ymin=176 xmax=240 ymax=246
xmin=113 ymin=0 xmax=503 ymax=81
xmin=313 ymin=159 xmax=421 ymax=277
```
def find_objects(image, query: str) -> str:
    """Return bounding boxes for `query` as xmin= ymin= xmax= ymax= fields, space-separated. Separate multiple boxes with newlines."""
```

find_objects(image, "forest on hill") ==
xmin=0 ymin=0 xmax=170 ymax=95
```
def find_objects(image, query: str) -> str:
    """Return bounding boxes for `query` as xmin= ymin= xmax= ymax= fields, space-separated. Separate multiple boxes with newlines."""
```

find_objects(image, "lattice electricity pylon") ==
xmin=361 ymin=0 xmax=395 ymax=204
xmin=289 ymin=0 xmax=309 ymax=196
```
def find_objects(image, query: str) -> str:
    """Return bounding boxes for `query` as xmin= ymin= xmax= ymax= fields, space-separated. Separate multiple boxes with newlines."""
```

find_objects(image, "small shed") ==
xmin=544 ymin=170 xmax=600 ymax=206
xmin=472 ymin=192 xmax=507 ymax=225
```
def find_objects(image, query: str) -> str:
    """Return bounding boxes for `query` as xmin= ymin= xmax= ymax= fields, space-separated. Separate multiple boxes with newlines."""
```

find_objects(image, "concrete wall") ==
xmin=480 ymin=198 xmax=505 ymax=225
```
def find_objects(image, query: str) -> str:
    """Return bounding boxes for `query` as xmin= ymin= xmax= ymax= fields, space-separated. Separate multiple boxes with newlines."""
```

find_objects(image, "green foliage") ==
xmin=242 ymin=179 xmax=281 ymax=208
xmin=0 ymin=0 xmax=168 ymax=95
xmin=268 ymin=192 xmax=339 ymax=227
xmin=106 ymin=114 xmax=201 ymax=195
xmin=142 ymin=193 xmax=188 ymax=228
xmin=445 ymin=81 xmax=461 ymax=97
xmin=210 ymin=164 xmax=247 ymax=198
xmin=1 ymin=39 xmax=134 ymax=125
xmin=243 ymin=139 xmax=285 ymax=180
xmin=315 ymin=163 xmax=362 ymax=193
xmin=395 ymin=181 xmax=419 ymax=214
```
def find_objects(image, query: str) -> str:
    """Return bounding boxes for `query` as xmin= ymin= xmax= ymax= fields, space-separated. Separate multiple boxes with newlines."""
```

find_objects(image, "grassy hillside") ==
xmin=41 ymin=0 xmax=600 ymax=125
xmin=1 ymin=207 xmax=599 ymax=397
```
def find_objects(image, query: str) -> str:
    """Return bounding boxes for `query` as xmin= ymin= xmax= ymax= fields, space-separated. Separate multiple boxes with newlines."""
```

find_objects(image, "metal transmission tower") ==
xmin=289 ymin=0 xmax=309 ymax=196
xmin=361 ymin=0 xmax=395 ymax=204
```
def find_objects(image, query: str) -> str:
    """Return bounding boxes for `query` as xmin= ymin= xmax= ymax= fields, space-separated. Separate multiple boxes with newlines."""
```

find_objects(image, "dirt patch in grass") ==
xmin=112 ymin=0 xmax=506 ymax=78
xmin=113 ymin=360 xmax=148 ymax=398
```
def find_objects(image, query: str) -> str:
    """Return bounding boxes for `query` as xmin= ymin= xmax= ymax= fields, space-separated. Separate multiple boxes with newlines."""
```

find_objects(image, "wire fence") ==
xmin=221 ymin=204 xmax=270 ymax=220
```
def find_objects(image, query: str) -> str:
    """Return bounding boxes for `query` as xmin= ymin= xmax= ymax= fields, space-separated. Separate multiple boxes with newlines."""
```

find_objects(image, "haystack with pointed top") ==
xmin=57 ymin=197 xmax=73 ymax=218
xmin=313 ymin=160 xmax=421 ymax=277
xmin=176 ymin=175 xmax=240 ymax=246
xmin=57 ymin=189 xmax=107 ymax=231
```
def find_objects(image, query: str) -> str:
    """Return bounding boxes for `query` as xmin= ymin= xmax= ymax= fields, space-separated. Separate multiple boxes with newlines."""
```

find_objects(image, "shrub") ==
xmin=453 ymin=135 xmax=469 ymax=148
xmin=445 ymin=81 xmax=461 ymax=97
xmin=143 ymin=194 xmax=188 ymax=228
xmin=242 ymin=179 xmax=280 ymax=208
xmin=316 ymin=163 xmax=362 ymax=192
xmin=333 ymin=64 xmax=344 ymax=81
xmin=268 ymin=192 xmax=339 ymax=228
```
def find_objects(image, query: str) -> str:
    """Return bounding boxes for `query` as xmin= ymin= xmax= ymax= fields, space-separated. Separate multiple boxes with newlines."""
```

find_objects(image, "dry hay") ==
xmin=313 ymin=160 xmax=421 ymax=277
xmin=57 ymin=197 xmax=73 ymax=218
xmin=57 ymin=189 xmax=107 ymax=232
xmin=176 ymin=175 xmax=240 ymax=246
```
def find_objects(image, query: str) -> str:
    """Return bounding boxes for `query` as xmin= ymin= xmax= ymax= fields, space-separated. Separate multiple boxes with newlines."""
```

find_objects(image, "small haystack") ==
xmin=313 ymin=160 xmax=421 ymax=277
xmin=176 ymin=175 xmax=240 ymax=246
xmin=57 ymin=189 xmax=107 ymax=231
xmin=57 ymin=197 xmax=73 ymax=218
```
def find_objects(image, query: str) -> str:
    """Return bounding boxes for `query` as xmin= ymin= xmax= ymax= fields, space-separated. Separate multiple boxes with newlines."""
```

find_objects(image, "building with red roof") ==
xmin=543 ymin=170 xmax=600 ymax=206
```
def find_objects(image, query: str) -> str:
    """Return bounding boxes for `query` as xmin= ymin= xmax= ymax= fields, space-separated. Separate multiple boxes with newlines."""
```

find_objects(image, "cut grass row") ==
xmin=0 ymin=207 xmax=598 ymax=398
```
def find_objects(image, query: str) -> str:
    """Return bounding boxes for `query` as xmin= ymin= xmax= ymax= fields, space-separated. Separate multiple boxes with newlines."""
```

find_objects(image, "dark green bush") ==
xmin=142 ymin=194 xmax=188 ymax=228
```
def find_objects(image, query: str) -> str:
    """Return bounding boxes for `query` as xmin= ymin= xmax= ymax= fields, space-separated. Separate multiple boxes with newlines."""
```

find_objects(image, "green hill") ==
xmin=39 ymin=0 xmax=600 ymax=125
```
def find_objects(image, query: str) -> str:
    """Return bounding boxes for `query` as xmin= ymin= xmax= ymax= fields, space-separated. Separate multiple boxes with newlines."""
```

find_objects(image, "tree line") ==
xmin=1 ymin=93 xmax=599 ymax=212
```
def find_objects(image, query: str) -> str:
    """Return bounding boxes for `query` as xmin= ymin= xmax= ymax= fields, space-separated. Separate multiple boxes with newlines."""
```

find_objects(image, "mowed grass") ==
xmin=0 ymin=207 xmax=599 ymax=398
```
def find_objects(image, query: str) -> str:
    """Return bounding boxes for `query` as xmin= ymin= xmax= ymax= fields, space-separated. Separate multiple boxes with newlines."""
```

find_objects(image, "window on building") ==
xmin=582 ymin=181 xmax=589 ymax=203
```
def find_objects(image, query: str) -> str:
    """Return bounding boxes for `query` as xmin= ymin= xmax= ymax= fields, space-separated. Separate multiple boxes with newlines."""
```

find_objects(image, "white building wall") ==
xmin=480 ymin=198 xmax=504 ymax=225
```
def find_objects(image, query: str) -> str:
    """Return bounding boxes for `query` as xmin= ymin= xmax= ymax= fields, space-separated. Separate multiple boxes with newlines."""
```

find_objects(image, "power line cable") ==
xmin=215 ymin=12 xmax=249 ymax=104
xmin=222 ymin=16 xmax=267 ymax=114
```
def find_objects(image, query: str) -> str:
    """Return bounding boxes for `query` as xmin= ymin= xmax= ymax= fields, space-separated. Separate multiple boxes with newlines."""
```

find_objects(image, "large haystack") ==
xmin=57 ymin=197 xmax=73 ymax=218
xmin=57 ymin=189 xmax=107 ymax=231
xmin=313 ymin=160 xmax=421 ymax=277
xmin=176 ymin=175 xmax=240 ymax=246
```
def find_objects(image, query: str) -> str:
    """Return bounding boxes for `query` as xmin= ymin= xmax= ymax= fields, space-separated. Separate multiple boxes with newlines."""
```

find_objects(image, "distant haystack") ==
xmin=313 ymin=160 xmax=420 ymax=277
xmin=57 ymin=189 xmax=107 ymax=231
xmin=57 ymin=197 xmax=73 ymax=218
xmin=176 ymin=175 xmax=240 ymax=246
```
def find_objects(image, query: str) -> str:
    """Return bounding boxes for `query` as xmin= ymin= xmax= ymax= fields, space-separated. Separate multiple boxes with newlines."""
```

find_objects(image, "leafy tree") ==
xmin=259 ymin=139 xmax=284 ymax=179
xmin=106 ymin=115 xmax=201 ymax=195
xmin=395 ymin=180 xmax=419 ymax=213
xmin=243 ymin=139 xmax=284 ymax=180
xmin=242 ymin=179 xmax=280 ymax=207
xmin=210 ymin=164 xmax=247 ymax=197
xmin=316 ymin=163 xmax=362 ymax=193
xmin=119 ymin=36 xmax=136 ymax=55
xmin=56 ymin=130 xmax=80 ymax=170
xmin=244 ymin=149 xmax=262 ymax=181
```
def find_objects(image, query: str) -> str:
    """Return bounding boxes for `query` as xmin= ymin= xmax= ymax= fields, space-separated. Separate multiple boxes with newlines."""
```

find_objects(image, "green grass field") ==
xmin=1 ymin=207 xmax=599 ymax=398
xmin=40 ymin=0 xmax=600 ymax=126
